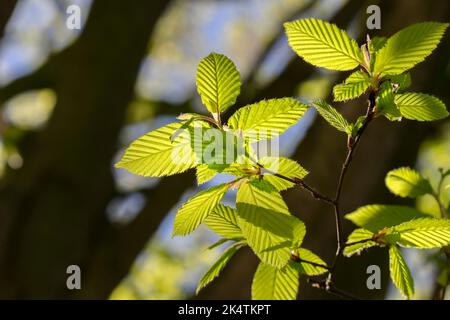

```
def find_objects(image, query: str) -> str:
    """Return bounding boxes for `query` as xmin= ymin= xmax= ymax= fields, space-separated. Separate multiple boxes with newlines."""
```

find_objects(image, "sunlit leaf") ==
xmin=252 ymin=262 xmax=299 ymax=300
xmin=173 ymin=183 xmax=229 ymax=236
xmin=196 ymin=53 xmax=241 ymax=114
xmin=284 ymin=18 xmax=362 ymax=71
xmin=395 ymin=93 xmax=449 ymax=121
xmin=385 ymin=167 xmax=432 ymax=198
xmin=345 ymin=205 xmax=428 ymax=232
xmin=389 ymin=245 xmax=414 ymax=299
xmin=374 ymin=22 xmax=449 ymax=76
xmin=228 ymin=98 xmax=308 ymax=142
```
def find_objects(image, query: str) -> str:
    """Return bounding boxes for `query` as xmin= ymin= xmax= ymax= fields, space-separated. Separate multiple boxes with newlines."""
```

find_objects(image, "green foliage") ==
xmin=115 ymin=122 xmax=197 ymax=177
xmin=284 ymin=18 xmax=362 ymax=71
xmin=204 ymin=204 xmax=243 ymax=240
xmin=227 ymin=98 xmax=308 ymax=141
xmin=344 ymin=228 xmax=377 ymax=257
xmin=197 ymin=242 xmax=244 ymax=294
xmin=117 ymin=18 xmax=450 ymax=300
xmin=259 ymin=156 xmax=308 ymax=191
xmin=385 ymin=167 xmax=433 ymax=198
xmin=196 ymin=164 xmax=217 ymax=185
xmin=389 ymin=218 xmax=450 ymax=248
xmin=374 ymin=22 xmax=449 ymax=76
xmin=252 ymin=262 xmax=299 ymax=300
xmin=173 ymin=183 xmax=230 ymax=236
xmin=293 ymin=248 xmax=328 ymax=276
xmin=236 ymin=181 xmax=301 ymax=267
xmin=395 ymin=93 xmax=449 ymax=121
xmin=196 ymin=53 xmax=241 ymax=114
xmin=389 ymin=245 xmax=414 ymax=299
xmin=377 ymin=82 xmax=401 ymax=121
xmin=313 ymin=100 xmax=350 ymax=133
xmin=345 ymin=205 xmax=428 ymax=232
xmin=333 ymin=71 xmax=371 ymax=102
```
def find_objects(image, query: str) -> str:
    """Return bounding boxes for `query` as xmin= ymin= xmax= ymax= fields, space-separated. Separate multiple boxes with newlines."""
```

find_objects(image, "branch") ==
xmin=308 ymin=278 xmax=361 ymax=300
xmin=328 ymin=89 xmax=377 ymax=280
xmin=0 ymin=52 xmax=61 ymax=105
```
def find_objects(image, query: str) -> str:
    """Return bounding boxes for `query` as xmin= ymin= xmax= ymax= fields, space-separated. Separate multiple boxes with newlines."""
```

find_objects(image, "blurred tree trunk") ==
xmin=0 ymin=0 xmax=169 ymax=298
xmin=0 ymin=0 xmax=16 ymax=39
xmin=199 ymin=0 xmax=450 ymax=299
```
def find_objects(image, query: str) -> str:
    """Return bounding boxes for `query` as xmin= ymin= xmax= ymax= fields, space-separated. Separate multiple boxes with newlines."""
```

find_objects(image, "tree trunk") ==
xmin=0 ymin=0 xmax=169 ymax=298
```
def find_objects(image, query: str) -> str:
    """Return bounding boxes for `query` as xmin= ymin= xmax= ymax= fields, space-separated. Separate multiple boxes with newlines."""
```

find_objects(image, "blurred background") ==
xmin=0 ymin=0 xmax=448 ymax=299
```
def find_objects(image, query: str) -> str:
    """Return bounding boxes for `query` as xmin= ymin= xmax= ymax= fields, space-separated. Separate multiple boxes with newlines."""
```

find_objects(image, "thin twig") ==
xmin=308 ymin=279 xmax=361 ymax=300
xmin=255 ymin=162 xmax=335 ymax=205
xmin=327 ymin=90 xmax=377 ymax=281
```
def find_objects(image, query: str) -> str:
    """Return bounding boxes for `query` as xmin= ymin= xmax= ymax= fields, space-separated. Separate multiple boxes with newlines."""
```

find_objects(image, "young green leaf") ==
xmin=333 ymin=71 xmax=371 ymax=102
xmin=293 ymin=248 xmax=328 ymax=276
xmin=236 ymin=182 xmax=299 ymax=267
xmin=196 ymin=164 xmax=217 ymax=185
xmin=395 ymin=93 xmax=449 ymax=121
xmin=284 ymin=18 xmax=363 ymax=71
xmin=196 ymin=53 xmax=241 ymax=114
xmin=389 ymin=245 xmax=414 ymax=299
xmin=196 ymin=242 xmax=243 ymax=294
xmin=291 ymin=220 xmax=306 ymax=249
xmin=390 ymin=73 xmax=412 ymax=91
xmin=259 ymin=157 xmax=308 ymax=191
xmin=369 ymin=36 xmax=387 ymax=55
xmin=377 ymin=82 xmax=402 ymax=121
xmin=392 ymin=218 xmax=450 ymax=248
xmin=374 ymin=22 xmax=449 ymax=76
xmin=228 ymin=98 xmax=308 ymax=141
xmin=385 ymin=167 xmax=432 ymax=198
xmin=313 ymin=100 xmax=350 ymax=132
xmin=115 ymin=122 xmax=196 ymax=177
xmin=345 ymin=205 xmax=428 ymax=232
xmin=252 ymin=262 xmax=299 ymax=300
xmin=238 ymin=179 xmax=290 ymax=214
xmin=344 ymin=228 xmax=378 ymax=257
xmin=204 ymin=204 xmax=243 ymax=240
xmin=173 ymin=183 xmax=229 ymax=236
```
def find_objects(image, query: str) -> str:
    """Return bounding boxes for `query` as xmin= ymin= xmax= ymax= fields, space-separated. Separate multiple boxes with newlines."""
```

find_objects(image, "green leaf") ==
xmin=292 ymin=220 xmax=306 ymax=249
xmin=193 ymin=128 xmax=245 ymax=169
xmin=313 ymin=100 xmax=350 ymax=132
xmin=369 ymin=36 xmax=387 ymax=55
xmin=385 ymin=167 xmax=432 ymax=198
xmin=259 ymin=157 xmax=308 ymax=191
xmin=333 ymin=71 xmax=371 ymax=102
xmin=196 ymin=53 xmax=241 ymax=114
xmin=252 ymin=262 xmax=299 ymax=300
xmin=228 ymin=98 xmax=308 ymax=141
xmin=392 ymin=218 xmax=450 ymax=248
xmin=238 ymin=179 xmax=290 ymax=214
xmin=369 ymin=36 xmax=387 ymax=70
xmin=344 ymin=228 xmax=378 ymax=257
xmin=345 ymin=205 xmax=428 ymax=232
xmin=284 ymin=18 xmax=362 ymax=71
xmin=293 ymin=248 xmax=328 ymax=276
xmin=377 ymin=82 xmax=402 ymax=121
xmin=389 ymin=245 xmax=414 ymax=299
xmin=196 ymin=164 xmax=217 ymax=185
xmin=236 ymin=182 xmax=299 ymax=267
xmin=374 ymin=22 xmax=449 ymax=76
xmin=196 ymin=242 xmax=243 ymax=294
xmin=390 ymin=73 xmax=412 ymax=91
xmin=173 ymin=183 xmax=229 ymax=236
xmin=395 ymin=93 xmax=449 ymax=121
xmin=204 ymin=204 xmax=243 ymax=240
xmin=115 ymin=122 xmax=197 ymax=177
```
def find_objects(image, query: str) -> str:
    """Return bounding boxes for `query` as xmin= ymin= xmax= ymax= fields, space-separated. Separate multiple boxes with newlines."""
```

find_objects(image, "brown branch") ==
xmin=327 ymin=89 xmax=377 ymax=282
